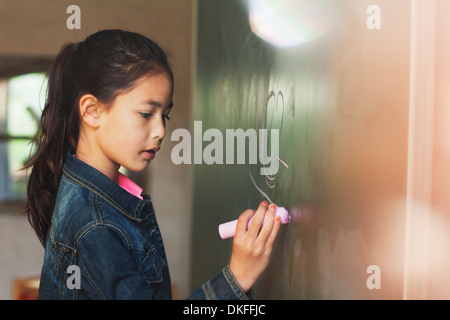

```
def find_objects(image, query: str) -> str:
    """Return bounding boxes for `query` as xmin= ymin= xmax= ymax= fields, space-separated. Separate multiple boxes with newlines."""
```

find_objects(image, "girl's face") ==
xmin=96 ymin=72 xmax=173 ymax=173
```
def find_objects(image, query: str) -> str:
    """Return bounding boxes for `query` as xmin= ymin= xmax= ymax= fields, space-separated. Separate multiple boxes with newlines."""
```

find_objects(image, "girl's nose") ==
xmin=152 ymin=117 xmax=166 ymax=141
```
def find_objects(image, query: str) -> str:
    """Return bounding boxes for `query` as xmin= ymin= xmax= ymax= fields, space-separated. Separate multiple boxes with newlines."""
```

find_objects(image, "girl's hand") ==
xmin=229 ymin=201 xmax=281 ymax=292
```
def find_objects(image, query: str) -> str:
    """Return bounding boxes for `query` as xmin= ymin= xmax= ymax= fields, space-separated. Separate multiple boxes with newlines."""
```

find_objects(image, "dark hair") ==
xmin=23 ymin=29 xmax=174 ymax=246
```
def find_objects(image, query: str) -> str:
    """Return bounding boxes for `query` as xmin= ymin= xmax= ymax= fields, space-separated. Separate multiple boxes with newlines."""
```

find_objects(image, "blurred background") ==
xmin=1 ymin=0 xmax=449 ymax=300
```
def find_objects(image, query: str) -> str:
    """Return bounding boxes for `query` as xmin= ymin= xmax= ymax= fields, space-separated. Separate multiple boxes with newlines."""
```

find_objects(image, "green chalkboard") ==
xmin=191 ymin=0 xmax=411 ymax=299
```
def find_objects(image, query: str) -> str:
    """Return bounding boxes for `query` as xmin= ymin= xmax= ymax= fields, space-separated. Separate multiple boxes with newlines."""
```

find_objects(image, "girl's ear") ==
xmin=79 ymin=94 xmax=101 ymax=128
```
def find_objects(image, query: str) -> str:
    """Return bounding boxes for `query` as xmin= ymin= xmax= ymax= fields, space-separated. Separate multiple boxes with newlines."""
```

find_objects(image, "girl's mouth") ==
xmin=142 ymin=146 xmax=160 ymax=160
xmin=143 ymin=150 xmax=155 ymax=160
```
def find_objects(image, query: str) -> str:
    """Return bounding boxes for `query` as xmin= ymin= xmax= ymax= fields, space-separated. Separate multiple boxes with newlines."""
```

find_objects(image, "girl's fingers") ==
xmin=264 ymin=212 xmax=281 ymax=249
xmin=246 ymin=201 xmax=268 ymax=238
xmin=255 ymin=203 xmax=277 ymax=244
xmin=234 ymin=208 xmax=255 ymax=238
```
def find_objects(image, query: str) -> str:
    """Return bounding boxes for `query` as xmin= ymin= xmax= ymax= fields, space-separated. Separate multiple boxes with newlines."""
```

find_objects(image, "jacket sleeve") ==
xmin=187 ymin=265 xmax=255 ymax=300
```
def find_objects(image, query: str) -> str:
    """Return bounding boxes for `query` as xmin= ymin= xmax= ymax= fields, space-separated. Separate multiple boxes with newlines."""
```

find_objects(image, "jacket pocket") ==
xmin=53 ymin=242 xmax=78 ymax=281
xmin=138 ymin=244 xmax=166 ymax=284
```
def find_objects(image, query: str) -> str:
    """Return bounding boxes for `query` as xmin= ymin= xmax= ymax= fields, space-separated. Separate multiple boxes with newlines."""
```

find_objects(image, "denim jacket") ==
xmin=39 ymin=150 xmax=253 ymax=300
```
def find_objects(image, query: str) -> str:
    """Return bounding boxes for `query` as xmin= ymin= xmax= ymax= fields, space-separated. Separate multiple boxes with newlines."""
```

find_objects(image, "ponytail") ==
xmin=23 ymin=43 xmax=81 ymax=246
xmin=23 ymin=30 xmax=174 ymax=246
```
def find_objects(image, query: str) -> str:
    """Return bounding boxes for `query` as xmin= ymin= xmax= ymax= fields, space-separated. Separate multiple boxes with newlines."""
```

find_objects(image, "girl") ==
xmin=24 ymin=29 xmax=281 ymax=300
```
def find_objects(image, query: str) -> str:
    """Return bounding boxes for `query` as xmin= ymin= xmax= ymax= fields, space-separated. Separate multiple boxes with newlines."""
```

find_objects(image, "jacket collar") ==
xmin=62 ymin=150 xmax=154 ymax=221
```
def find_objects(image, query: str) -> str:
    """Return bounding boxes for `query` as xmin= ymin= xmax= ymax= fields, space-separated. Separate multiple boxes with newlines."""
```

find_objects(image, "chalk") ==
xmin=218 ymin=206 xmax=290 ymax=239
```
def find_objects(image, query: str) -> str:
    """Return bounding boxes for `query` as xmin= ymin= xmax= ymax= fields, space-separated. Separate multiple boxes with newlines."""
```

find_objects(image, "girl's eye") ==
xmin=140 ymin=113 xmax=171 ymax=122
xmin=140 ymin=112 xmax=152 ymax=119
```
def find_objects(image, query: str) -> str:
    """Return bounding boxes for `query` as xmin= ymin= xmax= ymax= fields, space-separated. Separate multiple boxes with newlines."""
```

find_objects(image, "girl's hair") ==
xmin=23 ymin=29 xmax=174 ymax=246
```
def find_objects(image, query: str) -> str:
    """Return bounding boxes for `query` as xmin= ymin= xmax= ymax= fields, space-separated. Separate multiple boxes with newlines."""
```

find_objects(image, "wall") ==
xmin=0 ymin=212 xmax=43 ymax=299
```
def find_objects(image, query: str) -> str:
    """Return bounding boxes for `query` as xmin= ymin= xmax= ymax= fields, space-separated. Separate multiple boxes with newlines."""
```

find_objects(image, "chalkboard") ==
xmin=191 ymin=0 xmax=411 ymax=299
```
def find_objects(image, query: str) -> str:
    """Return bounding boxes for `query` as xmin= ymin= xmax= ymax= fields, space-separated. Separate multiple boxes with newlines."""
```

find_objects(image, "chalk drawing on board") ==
xmin=249 ymin=74 xmax=290 ymax=204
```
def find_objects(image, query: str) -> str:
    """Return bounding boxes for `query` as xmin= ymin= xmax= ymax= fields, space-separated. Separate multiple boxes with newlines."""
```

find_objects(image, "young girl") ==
xmin=24 ymin=29 xmax=281 ymax=300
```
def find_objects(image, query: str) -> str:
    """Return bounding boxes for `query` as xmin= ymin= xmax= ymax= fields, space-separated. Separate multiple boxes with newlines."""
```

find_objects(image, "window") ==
xmin=0 ymin=73 xmax=47 ymax=202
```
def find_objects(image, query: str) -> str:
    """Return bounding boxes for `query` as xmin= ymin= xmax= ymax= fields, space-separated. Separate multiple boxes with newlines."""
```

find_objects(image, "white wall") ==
xmin=0 ymin=213 xmax=44 ymax=299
